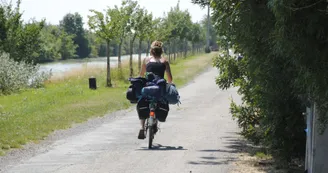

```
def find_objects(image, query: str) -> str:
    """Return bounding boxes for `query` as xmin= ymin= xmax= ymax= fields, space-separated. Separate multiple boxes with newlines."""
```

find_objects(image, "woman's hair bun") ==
xmin=151 ymin=40 xmax=163 ymax=49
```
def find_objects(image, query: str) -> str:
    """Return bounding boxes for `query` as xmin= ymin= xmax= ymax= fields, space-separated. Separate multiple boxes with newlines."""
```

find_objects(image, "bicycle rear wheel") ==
xmin=148 ymin=105 xmax=156 ymax=149
xmin=148 ymin=125 xmax=153 ymax=149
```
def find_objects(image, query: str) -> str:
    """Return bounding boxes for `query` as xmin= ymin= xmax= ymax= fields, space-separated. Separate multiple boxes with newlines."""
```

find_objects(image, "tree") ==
xmin=192 ymin=0 xmax=211 ymax=53
xmin=145 ymin=17 xmax=161 ymax=57
xmin=191 ymin=0 xmax=209 ymax=7
xmin=164 ymin=2 xmax=193 ymax=59
xmin=88 ymin=8 xmax=119 ymax=87
xmin=0 ymin=0 xmax=44 ymax=64
xmin=85 ymin=30 xmax=99 ymax=58
xmin=60 ymin=12 xmax=90 ymax=58
xmin=125 ymin=0 xmax=140 ymax=77
xmin=178 ymin=10 xmax=192 ymax=58
xmin=59 ymin=30 xmax=77 ymax=60
xmin=200 ymin=15 xmax=218 ymax=51
xmin=135 ymin=9 xmax=152 ymax=72
xmin=112 ymin=0 xmax=138 ymax=70
xmin=38 ymin=24 xmax=77 ymax=62
xmin=38 ymin=24 xmax=62 ymax=62
xmin=166 ymin=6 xmax=179 ymax=60
xmin=188 ymin=23 xmax=203 ymax=55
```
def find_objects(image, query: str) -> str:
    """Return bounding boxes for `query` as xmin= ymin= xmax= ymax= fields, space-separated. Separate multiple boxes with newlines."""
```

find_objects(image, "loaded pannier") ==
xmin=136 ymin=98 xmax=169 ymax=122
xmin=126 ymin=77 xmax=147 ymax=103
xmin=141 ymin=78 xmax=166 ymax=100
xmin=164 ymin=83 xmax=181 ymax=105
xmin=136 ymin=98 xmax=150 ymax=119
xmin=127 ymin=73 xmax=173 ymax=122
xmin=155 ymin=101 xmax=169 ymax=122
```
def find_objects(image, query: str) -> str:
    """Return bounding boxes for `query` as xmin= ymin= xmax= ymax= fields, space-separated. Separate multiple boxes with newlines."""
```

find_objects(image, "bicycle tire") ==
xmin=148 ymin=125 xmax=153 ymax=149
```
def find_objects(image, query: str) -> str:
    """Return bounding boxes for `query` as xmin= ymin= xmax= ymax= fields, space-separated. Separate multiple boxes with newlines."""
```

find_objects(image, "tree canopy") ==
xmin=60 ymin=12 xmax=91 ymax=58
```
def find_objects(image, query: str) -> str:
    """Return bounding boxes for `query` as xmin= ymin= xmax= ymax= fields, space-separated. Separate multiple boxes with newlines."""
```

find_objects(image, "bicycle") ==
xmin=143 ymin=97 xmax=159 ymax=149
xmin=128 ymin=72 xmax=168 ymax=149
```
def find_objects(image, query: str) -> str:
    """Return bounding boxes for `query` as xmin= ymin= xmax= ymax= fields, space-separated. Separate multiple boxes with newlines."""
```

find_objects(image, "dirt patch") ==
xmin=230 ymin=153 xmax=285 ymax=173
xmin=228 ymin=138 xmax=304 ymax=173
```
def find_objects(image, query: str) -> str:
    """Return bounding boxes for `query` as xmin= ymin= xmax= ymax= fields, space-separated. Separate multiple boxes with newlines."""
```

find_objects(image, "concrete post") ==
xmin=305 ymin=104 xmax=314 ymax=173
xmin=306 ymin=103 xmax=328 ymax=173
xmin=312 ymin=104 xmax=328 ymax=173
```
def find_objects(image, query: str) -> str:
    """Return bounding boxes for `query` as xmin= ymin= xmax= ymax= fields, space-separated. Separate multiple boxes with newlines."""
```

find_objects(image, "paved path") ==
xmin=1 ymin=67 xmax=242 ymax=173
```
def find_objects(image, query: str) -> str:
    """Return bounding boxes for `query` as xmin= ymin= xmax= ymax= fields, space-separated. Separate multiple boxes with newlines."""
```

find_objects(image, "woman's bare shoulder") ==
xmin=143 ymin=56 xmax=151 ymax=63
xmin=161 ymin=56 xmax=169 ymax=63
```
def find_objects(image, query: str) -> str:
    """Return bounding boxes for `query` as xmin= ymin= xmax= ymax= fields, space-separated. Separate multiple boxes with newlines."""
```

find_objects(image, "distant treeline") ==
xmin=0 ymin=0 xmax=218 ymax=64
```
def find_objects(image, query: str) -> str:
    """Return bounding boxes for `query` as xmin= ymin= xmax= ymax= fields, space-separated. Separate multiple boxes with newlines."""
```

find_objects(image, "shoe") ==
xmin=138 ymin=129 xmax=146 ymax=139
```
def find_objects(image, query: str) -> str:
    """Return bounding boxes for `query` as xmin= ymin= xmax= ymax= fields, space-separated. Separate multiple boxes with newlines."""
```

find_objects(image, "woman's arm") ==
xmin=164 ymin=60 xmax=173 ymax=83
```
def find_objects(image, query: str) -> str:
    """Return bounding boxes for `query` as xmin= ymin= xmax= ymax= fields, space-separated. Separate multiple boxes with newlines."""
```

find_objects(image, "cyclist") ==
xmin=137 ymin=40 xmax=173 ymax=139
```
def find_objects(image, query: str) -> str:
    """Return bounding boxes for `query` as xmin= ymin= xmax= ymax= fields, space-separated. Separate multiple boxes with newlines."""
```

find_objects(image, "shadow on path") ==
xmin=187 ymin=131 xmax=304 ymax=173
xmin=186 ymin=132 xmax=243 ymax=166
xmin=137 ymin=143 xmax=187 ymax=151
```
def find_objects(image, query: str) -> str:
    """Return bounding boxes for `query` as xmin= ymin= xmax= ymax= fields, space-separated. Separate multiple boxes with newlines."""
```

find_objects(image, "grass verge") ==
xmin=0 ymin=52 xmax=216 ymax=156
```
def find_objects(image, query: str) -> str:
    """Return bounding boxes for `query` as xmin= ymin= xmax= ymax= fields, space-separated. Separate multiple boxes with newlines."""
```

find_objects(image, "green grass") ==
xmin=170 ymin=53 xmax=214 ymax=86
xmin=0 ymin=52 xmax=216 ymax=155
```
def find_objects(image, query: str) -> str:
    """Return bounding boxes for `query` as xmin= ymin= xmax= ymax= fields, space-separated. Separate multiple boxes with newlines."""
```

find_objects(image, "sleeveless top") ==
xmin=146 ymin=57 xmax=166 ymax=78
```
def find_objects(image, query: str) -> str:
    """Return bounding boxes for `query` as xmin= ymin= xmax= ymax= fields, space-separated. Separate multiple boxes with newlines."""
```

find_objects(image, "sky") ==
xmin=19 ymin=0 xmax=207 ymax=28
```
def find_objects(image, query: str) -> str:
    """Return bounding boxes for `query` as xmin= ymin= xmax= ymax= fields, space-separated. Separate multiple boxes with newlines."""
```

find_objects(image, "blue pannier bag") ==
xmin=140 ymin=72 xmax=167 ymax=101
xmin=165 ymin=83 xmax=181 ymax=105
xmin=141 ymin=79 xmax=166 ymax=100
xmin=155 ymin=78 xmax=166 ymax=97
xmin=141 ymin=85 xmax=161 ymax=100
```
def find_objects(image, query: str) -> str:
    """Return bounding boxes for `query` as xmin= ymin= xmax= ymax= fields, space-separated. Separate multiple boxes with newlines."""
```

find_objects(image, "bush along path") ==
xmin=0 ymin=52 xmax=215 ymax=156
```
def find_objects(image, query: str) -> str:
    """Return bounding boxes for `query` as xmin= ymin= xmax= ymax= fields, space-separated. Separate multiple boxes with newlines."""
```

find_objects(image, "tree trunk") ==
xmin=146 ymin=39 xmax=151 ymax=57
xmin=180 ymin=40 xmax=183 ymax=58
xmin=118 ymin=38 xmax=123 ymax=69
xmin=179 ymin=41 xmax=181 ymax=58
xmin=197 ymin=44 xmax=200 ymax=53
xmin=106 ymin=40 xmax=112 ymax=87
xmin=173 ymin=39 xmax=176 ymax=60
xmin=168 ymin=41 xmax=171 ymax=63
xmin=192 ymin=43 xmax=195 ymax=55
xmin=130 ymin=35 xmax=137 ymax=77
xmin=138 ymin=39 xmax=142 ymax=73
xmin=198 ymin=44 xmax=200 ymax=53
xmin=184 ymin=39 xmax=187 ymax=58
xmin=130 ymin=40 xmax=134 ymax=77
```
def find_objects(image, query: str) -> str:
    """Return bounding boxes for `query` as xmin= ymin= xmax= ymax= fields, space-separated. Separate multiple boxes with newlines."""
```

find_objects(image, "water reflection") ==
xmin=38 ymin=53 xmax=146 ymax=77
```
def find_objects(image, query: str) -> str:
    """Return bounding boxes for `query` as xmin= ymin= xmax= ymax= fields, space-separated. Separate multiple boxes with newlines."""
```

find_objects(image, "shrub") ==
xmin=0 ymin=53 xmax=52 ymax=94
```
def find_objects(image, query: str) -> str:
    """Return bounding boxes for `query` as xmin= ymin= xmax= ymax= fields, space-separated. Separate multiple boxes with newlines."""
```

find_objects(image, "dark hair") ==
xmin=150 ymin=40 xmax=163 ymax=57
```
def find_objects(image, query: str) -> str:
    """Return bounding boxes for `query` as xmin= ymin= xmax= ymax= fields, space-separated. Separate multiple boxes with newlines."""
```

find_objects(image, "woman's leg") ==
xmin=137 ymin=100 xmax=147 ymax=139
xmin=140 ymin=119 xmax=145 ymax=130
xmin=138 ymin=119 xmax=146 ymax=139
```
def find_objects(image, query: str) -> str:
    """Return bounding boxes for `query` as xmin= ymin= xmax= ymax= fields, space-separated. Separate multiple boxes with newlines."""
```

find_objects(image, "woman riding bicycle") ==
xmin=137 ymin=40 xmax=173 ymax=139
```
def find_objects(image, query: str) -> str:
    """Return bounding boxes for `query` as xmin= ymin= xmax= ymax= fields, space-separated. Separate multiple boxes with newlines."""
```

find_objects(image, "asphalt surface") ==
xmin=0 ymin=67 xmax=242 ymax=173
